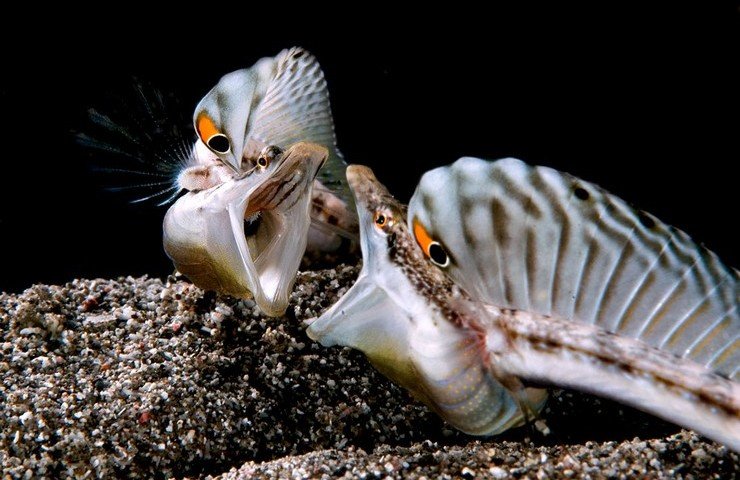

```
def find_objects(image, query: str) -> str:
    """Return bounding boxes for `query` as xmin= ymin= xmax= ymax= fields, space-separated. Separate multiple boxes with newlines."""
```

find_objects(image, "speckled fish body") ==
xmin=307 ymin=163 xmax=740 ymax=451
xmin=184 ymin=47 xmax=358 ymax=253
xmin=163 ymin=142 xmax=327 ymax=317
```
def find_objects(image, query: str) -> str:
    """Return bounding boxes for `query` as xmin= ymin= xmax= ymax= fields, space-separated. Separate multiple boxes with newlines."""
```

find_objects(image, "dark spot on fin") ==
xmin=491 ymin=199 xmax=510 ymax=247
xmin=523 ymin=196 xmax=543 ymax=219
xmin=574 ymin=186 xmax=590 ymax=201
xmin=293 ymin=50 xmax=304 ymax=59
xmin=619 ymin=363 xmax=635 ymax=373
xmin=638 ymin=210 xmax=656 ymax=229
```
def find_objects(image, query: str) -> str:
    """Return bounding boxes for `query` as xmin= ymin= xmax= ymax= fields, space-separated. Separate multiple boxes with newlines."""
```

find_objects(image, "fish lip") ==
xmin=305 ymin=166 xmax=374 ymax=343
xmin=304 ymin=279 xmax=352 ymax=343
xmin=305 ymin=307 xmax=335 ymax=341
xmin=345 ymin=164 xmax=397 ymax=216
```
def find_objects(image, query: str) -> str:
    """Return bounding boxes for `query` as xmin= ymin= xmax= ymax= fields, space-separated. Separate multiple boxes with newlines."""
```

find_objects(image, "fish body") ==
xmin=307 ymin=162 xmax=740 ymax=450
xmin=163 ymin=142 xmax=327 ymax=316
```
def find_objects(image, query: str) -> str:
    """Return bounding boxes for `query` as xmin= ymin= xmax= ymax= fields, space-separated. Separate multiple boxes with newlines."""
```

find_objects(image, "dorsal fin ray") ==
xmin=409 ymin=157 xmax=739 ymax=379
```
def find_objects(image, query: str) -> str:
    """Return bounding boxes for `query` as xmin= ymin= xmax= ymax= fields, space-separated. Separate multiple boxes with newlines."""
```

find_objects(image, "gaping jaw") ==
xmin=305 ymin=166 xmax=465 ymax=415
xmin=306 ymin=165 xmax=414 ymax=356
xmin=163 ymin=142 xmax=327 ymax=316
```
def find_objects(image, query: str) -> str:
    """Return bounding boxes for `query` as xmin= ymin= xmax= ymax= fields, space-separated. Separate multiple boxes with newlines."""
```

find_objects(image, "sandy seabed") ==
xmin=1 ymin=264 xmax=737 ymax=479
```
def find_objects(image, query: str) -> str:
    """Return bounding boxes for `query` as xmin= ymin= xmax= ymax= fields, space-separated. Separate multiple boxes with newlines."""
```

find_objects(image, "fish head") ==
xmin=306 ymin=165 xmax=452 ymax=386
xmin=343 ymin=165 xmax=409 ymax=276
xmin=193 ymin=55 xmax=276 ymax=174
xmin=189 ymin=47 xmax=359 ymax=255
xmin=307 ymin=165 xmax=535 ymax=436
xmin=163 ymin=141 xmax=327 ymax=316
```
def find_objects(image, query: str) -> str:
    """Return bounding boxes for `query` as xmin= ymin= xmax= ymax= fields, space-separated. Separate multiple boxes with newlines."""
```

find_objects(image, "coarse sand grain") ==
xmin=1 ymin=264 xmax=737 ymax=479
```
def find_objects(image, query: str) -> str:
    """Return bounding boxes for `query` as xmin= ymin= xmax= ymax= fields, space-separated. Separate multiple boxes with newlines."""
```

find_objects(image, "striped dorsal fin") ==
xmin=409 ymin=157 xmax=739 ymax=379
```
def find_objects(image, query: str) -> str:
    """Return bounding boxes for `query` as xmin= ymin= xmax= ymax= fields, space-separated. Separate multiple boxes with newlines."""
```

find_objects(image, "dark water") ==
xmin=0 ymin=5 xmax=737 ymax=293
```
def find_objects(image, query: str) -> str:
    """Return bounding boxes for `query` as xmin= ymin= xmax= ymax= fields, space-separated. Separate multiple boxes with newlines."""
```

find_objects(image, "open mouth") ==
xmin=163 ymin=142 xmax=328 ymax=316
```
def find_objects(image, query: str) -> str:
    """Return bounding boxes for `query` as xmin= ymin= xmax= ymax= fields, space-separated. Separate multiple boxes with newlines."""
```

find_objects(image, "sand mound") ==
xmin=1 ymin=265 xmax=736 ymax=478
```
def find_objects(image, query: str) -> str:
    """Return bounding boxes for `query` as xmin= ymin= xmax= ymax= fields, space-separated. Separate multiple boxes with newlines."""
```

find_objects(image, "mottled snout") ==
xmin=284 ymin=142 xmax=329 ymax=172
xmin=346 ymin=165 xmax=396 ymax=212
xmin=345 ymin=164 xmax=377 ymax=194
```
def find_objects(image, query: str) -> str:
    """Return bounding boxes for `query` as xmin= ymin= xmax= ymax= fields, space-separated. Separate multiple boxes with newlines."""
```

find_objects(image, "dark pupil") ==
xmin=207 ymin=134 xmax=230 ymax=153
xmin=376 ymin=215 xmax=385 ymax=225
xmin=258 ymin=158 xmax=267 ymax=166
xmin=429 ymin=243 xmax=448 ymax=265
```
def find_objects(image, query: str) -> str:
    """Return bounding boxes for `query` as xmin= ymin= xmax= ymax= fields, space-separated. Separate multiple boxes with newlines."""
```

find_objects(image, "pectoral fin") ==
xmin=490 ymin=308 xmax=740 ymax=451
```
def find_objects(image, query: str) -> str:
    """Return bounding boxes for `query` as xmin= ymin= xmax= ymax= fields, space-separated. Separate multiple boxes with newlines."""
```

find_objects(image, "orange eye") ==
xmin=374 ymin=212 xmax=387 ymax=227
xmin=196 ymin=113 xmax=230 ymax=154
xmin=257 ymin=145 xmax=282 ymax=168
xmin=413 ymin=217 xmax=450 ymax=267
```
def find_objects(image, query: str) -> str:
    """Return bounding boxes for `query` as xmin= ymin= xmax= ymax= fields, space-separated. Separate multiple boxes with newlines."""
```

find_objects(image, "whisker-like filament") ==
xmin=78 ymin=134 xmax=150 ymax=164
xmin=93 ymin=167 xmax=172 ymax=178
xmin=130 ymin=184 xmax=180 ymax=204
xmin=156 ymin=186 xmax=185 ymax=206
xmin=87 ymin=110 xmax=141 ymax=146
xmin=107 ymin=180 xmax=174 ymax=191
xmin=80 ymin=77 xmax=198 ymax=206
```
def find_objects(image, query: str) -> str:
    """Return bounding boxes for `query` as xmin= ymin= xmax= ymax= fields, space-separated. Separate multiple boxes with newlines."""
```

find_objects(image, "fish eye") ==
xmin=427 ymin=242 xmax=450 ymax=267
xmin=257 ymin=145 xmax=282 ymax=168
xmin=413 ymin=217 xmax=450 ymax=268
xmin=374 ymin=211 xmax=393 ymax=229
xmin=206 ymin=134 xmax=230 ymax=154
xmin=196 ymin=113 xmax=230 ymax=154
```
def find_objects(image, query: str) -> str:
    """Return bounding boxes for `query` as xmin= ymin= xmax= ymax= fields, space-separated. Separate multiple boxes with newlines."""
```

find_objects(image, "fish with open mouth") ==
xmin=81 ymin=48 xmax=356 ymax=315
xmin=306 ymin=161 xmax=739 ymax=450
xmin=182 ymin=46 xmax=357 ymax=254
xmin=162 ymin=47 xmax=358 ymax=316
xmin=163 ymin=142 xmax=327 ymax=317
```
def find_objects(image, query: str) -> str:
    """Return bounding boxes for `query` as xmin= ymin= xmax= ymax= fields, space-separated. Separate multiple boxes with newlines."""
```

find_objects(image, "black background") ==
xmin=1 ymin=5 xmax=738 ymax=293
